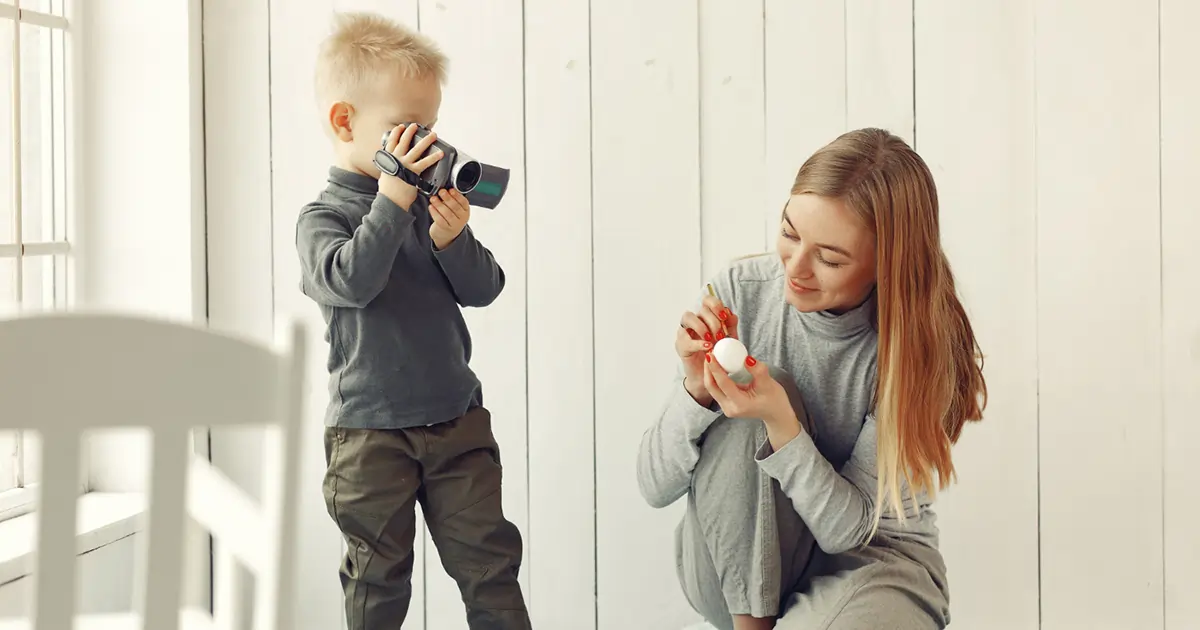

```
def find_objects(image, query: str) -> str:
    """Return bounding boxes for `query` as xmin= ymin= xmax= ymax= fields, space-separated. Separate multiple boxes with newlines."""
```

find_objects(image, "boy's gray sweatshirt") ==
xmin=636 ymin=254 xmax=940 ymax=555
xmin=295 ymin=167 xmax=504 ymax=429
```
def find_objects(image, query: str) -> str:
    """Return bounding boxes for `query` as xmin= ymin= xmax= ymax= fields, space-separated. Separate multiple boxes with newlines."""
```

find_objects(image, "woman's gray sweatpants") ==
xmin=674 ymin=372 xmax=951 ymax=630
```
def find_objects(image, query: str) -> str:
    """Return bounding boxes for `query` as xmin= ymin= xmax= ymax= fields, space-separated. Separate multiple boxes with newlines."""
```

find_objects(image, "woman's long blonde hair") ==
xmin=792 ymin=128 xmax=987 ymax=530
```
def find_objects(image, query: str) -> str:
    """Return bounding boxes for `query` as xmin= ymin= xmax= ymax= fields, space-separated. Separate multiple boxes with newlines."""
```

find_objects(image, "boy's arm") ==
xmin=296 ymin=195 xmax=415 ymax=308
xmin=432 ymin=225 xmax=506 ymax=307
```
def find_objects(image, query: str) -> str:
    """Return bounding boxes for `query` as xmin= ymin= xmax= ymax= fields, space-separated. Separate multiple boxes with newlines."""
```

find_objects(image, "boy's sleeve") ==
xmin=432 ymin=225 xmax=506 ymax=307
xmin=296 ymin=195 xmax=415 ymax=308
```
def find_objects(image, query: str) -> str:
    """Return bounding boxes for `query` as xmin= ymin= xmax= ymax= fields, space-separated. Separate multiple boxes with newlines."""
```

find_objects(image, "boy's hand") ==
xmin=429 ymin=188 xmax=471 ymax=250
xmin=378 ymin=123 xmax=445 ymax=210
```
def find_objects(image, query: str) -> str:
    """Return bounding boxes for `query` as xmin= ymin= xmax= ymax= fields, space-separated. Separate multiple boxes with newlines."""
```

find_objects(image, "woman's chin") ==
xmin=784 ymin=289 xmax=825 ymax=313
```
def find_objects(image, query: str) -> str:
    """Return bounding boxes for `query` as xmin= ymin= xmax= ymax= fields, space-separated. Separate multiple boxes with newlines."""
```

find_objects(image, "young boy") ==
xmin=296 ymin=12 xmax=531 ymax=630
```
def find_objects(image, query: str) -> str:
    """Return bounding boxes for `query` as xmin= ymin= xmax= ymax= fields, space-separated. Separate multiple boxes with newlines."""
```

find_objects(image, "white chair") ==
xmin=0 ymin=313 xmax=307 ymax=630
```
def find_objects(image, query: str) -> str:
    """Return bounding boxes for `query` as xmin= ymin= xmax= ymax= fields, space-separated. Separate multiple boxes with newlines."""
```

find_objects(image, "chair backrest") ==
xmin=0 ymin=312 xmax=307 ymax=630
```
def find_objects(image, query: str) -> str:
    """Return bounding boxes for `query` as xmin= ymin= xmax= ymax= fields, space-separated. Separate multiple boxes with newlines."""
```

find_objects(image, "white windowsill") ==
xmin=0 ymin=492 xmax=145 ymax=585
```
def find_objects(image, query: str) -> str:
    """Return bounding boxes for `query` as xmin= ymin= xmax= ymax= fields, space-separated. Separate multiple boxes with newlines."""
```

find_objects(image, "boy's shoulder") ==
xmin=298 ymin=180 xmax=372 ymax=225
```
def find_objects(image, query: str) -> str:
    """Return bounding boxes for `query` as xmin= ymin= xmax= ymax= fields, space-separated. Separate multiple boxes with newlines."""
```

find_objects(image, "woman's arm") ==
xmin=753 ymin=414 xmax=939 ymax=554
xmin=636 ymin=376 xmax=724 ymax=509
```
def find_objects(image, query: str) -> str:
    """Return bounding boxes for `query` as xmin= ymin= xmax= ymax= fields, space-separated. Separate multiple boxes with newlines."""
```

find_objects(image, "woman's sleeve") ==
xmin=636 ymin=374 xmax=724 ymax=509
xmin=635 ymin=269 xmax=741 ymax=509
xmin=753 ymin=414 xmax=938 ymax=553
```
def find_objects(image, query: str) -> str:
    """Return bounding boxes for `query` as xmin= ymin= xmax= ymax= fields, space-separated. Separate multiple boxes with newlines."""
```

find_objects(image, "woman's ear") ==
xmin=328 ymin=101 xmax=356 ymax=142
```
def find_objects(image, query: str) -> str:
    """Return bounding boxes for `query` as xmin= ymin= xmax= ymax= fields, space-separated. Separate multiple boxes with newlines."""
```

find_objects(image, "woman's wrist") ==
xmin=763 ymin=404 xmax=803 ymax=451
xmin=684 ymin=376 xmax=714 ymax=408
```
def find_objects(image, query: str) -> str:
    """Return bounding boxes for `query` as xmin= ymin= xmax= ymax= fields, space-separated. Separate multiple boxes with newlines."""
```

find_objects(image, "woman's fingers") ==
xmin=675 ymin=325 xmax=712 ymax=358
xmin=679 ymin=311 xmax=714 ymax=342
xmin=702 ymin=360 xmax=731 ymax=408
xmin=700 ymin=295 xmax=737 ymax=339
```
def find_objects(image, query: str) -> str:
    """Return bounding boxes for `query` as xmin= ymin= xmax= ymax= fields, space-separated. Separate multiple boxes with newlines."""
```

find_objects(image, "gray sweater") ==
xmin=295 ymin=167 xmax=504 ymax=429
xmin=636 ymin=254 xmax=939 ymax=554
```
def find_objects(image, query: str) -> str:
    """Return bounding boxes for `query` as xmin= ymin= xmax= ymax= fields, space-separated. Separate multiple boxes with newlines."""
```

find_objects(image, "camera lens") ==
xmin=454 ymin=161 xmax=482 ymax=193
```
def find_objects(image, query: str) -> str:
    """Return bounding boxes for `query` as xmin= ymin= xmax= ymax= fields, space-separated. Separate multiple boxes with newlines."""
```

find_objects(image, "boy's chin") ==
xmin=337 ymin=152 xmax=382 ymax=179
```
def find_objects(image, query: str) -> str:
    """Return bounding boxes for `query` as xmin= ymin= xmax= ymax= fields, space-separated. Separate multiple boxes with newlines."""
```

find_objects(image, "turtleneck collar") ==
xmin=793 ymin=288 xmax=877 ymax=339
xmin=328 ymin=166 xmax=379 ymax=194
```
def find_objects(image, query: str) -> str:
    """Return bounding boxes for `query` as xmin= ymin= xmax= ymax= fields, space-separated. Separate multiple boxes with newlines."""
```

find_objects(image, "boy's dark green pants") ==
xmin=322 ymin=407 xmax=531 ymax=629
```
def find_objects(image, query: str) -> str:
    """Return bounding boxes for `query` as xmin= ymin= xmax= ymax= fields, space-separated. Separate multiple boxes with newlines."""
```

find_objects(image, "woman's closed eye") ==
xmin=817 ymin=252 xmax=845 ymax=268
xmin=782 ymin=228 xmax=846 ymax=268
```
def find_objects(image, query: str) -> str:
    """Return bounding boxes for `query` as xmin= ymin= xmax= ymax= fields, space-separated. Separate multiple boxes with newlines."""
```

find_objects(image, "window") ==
xmin=0 ymin=0 xmax=73 ymax=521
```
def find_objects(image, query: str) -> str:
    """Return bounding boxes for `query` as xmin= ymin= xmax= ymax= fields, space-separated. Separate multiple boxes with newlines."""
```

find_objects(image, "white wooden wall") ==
xmin=202 ymin=1 xmax=1200 ymax=628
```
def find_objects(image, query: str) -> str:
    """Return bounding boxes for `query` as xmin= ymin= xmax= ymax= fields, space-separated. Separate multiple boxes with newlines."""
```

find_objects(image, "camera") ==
xmin=373 ymin=124 xmax=511 ymax=210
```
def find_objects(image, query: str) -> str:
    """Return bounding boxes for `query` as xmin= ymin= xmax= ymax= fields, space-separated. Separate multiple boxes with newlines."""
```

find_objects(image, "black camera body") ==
xmin=372 ymin=124 xmax=510 ymax=210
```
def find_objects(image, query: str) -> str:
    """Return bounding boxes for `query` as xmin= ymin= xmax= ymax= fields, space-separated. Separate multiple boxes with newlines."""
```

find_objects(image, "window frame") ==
xmin=0 ymin=0 xmax=79 ymax=523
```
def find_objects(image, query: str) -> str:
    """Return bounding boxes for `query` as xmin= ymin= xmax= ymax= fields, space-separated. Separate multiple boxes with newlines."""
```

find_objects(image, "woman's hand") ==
xmin=704 ymin=354 xmax=804 ymax=449
xmin=675 ymin=295 xmax=738 ymax=406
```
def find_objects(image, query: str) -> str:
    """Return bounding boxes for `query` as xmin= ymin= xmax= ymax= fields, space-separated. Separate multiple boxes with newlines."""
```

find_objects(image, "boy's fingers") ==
xmin=429 ymin=199 xmax=449 ymax=225
xmin=449 ymin=189 xmax=471 ymax=212
xmin=385 ymin=125 xmax=404 ymax=153
xmin=439 ymin=190 xmax=469 ymax=218
xmin=411 ymin=150 xmax=445 ymax=173
xmin=393 ymin=123 xmax=418 ymax=156
xmin=406 ymin=130 xmax=438 ymax=159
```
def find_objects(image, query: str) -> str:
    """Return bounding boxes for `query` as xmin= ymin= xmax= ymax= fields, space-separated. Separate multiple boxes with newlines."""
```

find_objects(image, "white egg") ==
xmin=712 ymin=337 xmax=752 ymax=384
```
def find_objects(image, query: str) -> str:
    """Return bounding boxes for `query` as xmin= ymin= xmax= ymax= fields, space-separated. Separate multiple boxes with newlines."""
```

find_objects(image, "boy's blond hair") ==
xmin=315 ymin=11 xmax=448 ymax=105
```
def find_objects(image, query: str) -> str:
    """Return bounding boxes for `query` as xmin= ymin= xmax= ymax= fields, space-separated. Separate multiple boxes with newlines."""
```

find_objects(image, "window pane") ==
xmin=0 ymin=256 xmax=15 ymax=316
xmin=0 ymin=22 xmax=12 ymax=245
xmin=51 ymin=25 xmax=63 ymax=241
xmin=20 ymin=22 xmax=51 ymax=244
xmin=20 ymin=252 xmax=60 ymax=312
xmin=20 ymin=0 xmax=57 ymax=15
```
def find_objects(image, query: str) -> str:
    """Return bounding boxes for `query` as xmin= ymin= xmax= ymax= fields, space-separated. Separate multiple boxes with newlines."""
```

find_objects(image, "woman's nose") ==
xmin=785 ymin=250 xmax=814 ymax=278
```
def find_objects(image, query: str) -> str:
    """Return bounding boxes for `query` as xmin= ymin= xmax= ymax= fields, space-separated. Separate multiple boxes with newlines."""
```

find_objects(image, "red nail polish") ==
xmin=745 ymin=356 xmax=757 ymax=367
xmin=716 ymin=331 xmax=726 ymax=341
xmin=703 ymin=342 xmax=712 ymax=350
xmin=718 ymin=310 xmax=728 ymax=321
xmin=703 ymin=332 xmax=714 ymax=342
xmin=705 ymin=353 xmax=712 ymax=363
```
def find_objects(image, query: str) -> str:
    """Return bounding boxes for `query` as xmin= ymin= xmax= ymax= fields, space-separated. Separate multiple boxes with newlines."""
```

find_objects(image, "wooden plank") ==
xmin=591 ymin=1 xmax=701 ymax=627
xmin=913 ymin=4 xmax=1040 ymax=626
xmin=699 ymin=0 xmax=767 ymax=277
xmin=267 ymin=1 xmax=348 ymax=629
xmin=200 ymin=0 xmax=275 ymax=612
xmin=763 ymin=0 xmax=845 ymax=245
xmin=203 ymin=0 xmax=274 ymax=349
xmin=523 ymin=0 xmax=595 ymax=626
xmin=1034 ymin=1 xmax=1163 ymax=627
xmin=414 ymin=2 xmax=528 ymax=629
xmin=845 ymin=0 xmax=914 ymax=143
xmin=1161 ymin=0 xmax=1200 ymax=626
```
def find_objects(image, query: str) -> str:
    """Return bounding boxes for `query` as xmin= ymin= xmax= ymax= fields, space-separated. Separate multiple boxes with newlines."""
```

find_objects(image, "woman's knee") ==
xmin=691 ymin=417 xmax=764 ymax=499
xmin=822 ymin=587 xmax=945 ymax=630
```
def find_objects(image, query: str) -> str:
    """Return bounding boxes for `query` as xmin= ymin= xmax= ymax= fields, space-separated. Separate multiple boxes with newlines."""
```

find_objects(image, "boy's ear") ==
xmin=328 ymin=101 xmax=356 ymax=142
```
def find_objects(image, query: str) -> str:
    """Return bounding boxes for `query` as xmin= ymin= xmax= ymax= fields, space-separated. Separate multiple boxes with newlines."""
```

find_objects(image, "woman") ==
xmin=637 ymin=128 xmax=987 ymax=630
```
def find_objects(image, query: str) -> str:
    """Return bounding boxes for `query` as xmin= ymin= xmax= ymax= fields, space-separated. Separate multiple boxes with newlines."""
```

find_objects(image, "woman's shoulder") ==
xmin=708 ymin=253 xmax=783 ymax=307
